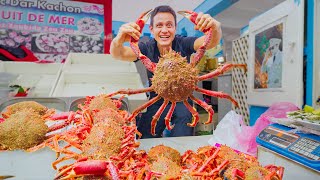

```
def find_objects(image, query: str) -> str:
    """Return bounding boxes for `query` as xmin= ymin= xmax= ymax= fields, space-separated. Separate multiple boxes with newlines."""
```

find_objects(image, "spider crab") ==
xmin=26 ymin=95 xmax=129 ymax=153
xmin=108 ymin=10 xmax=247 ymax=135
xmin=0 ymin=101 xmax=75 ymax=151
xmin=181 ymin=145 xmax=284 ymax=179
xmin=52 ymin=121 xmax=141 ymax=179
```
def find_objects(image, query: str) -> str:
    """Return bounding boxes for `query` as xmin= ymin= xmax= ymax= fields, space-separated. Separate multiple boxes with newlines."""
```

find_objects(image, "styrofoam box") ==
xmin=0 ymin=61 xmax=62 ymax=97
xmin=63 ymin=53 xmax=138 ymax=73
xmin=50 ymin=71 xmax=148 ymax=112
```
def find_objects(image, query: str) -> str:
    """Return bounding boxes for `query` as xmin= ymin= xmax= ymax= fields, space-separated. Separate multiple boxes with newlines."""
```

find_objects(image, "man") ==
xmin=110 ymin=5 xmax=222 ymax=138
xmin=261 ymin=38 xmax=283 ymax=88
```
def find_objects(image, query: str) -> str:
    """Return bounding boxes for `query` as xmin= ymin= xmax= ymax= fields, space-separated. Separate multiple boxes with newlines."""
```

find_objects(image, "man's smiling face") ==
xmin=150 ymin=12 xmax=176 ymax=50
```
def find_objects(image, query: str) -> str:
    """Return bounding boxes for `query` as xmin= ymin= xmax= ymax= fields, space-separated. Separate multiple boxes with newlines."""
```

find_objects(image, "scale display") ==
xmin=257 ymin=124 xmax=320 ymax=171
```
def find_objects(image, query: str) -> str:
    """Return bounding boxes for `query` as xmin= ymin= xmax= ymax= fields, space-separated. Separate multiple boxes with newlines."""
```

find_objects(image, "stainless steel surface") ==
xmin=0 ymin=97 xmax=69 ymax=113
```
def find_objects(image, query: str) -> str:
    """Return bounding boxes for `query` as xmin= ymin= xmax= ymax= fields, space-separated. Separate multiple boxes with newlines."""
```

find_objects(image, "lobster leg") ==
xmin=164 ymin=102 xmax=176 ymax=130
xmin=183 ymin=100 xmax=200 ymax=127
xmin=195 ymin=86 xmax=239 ymax=107
xmin=127 ymin=95 xmax=161 ymax=122
xmin=189 ymin=95 xmax=214 ymax=125
xmin=130 ymin=9 xmax=156 ymax=72
xmin=151 ymin=100 xmax=169 ymax=136
xmin=198 ymin=63 xmax=247 ymax=81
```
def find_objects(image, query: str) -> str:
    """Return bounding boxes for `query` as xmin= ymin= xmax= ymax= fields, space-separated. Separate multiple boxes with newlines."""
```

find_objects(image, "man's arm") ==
xmin=110 ymin=22 xmax=141 ymax=62
xmin=193 ymin=12 xmax=222 ymax=51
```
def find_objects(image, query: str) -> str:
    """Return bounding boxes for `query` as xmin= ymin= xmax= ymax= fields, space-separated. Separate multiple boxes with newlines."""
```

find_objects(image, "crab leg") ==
xmin=52 ymin=154 xmax=78 ymax=170
xmin=107 ymin=87 xmax=153 ymax=98
xmin=196 ymin=148 xmax=220 ymax=172
xmin=164 ymin=102 xmax=176 ymax=130
xmin=130 ymin=9 xmax=156 ymax=72
xmin=189 ymin=95 xmax=214 ymax=125
xmin=195 ymin=86 xmax=239 ymax=107
xmin=265 ymin=165 xmax=284 ymax=179
xmin=198 ymin=63 xmax=247 ymax=81
xmin=47 ymin=112 xmax=76 ymax=132
xmin=183 ymin=100 xmax=200 ymax=127
xmin=232 ymin=168 xmax=245 ymax=179
xmin=127 ymin=95 xmax=161 ymax=122
xmin=55 ymin=160 xmax=119 ymax=180
xmin=178 ymin=10 xmax=212 ymax=67
xmin=151 ymin=100 xmax=169 ymax=136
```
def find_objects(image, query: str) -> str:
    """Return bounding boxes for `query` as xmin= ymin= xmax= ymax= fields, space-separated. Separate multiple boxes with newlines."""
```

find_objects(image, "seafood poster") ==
xmin=0 ymin=0 xmax=105 ymax=62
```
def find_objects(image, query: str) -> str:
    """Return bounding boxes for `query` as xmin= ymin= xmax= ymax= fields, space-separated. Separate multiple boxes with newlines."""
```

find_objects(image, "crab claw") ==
xmin=131 ymin=9 xmax=153 ymax=43
xmin=54 ymin=160 xmax=119 ymax=180
xmin=130 ymin=9 xmax=157 ymax=72
xmin=178 ymin=10 xmax=197 ymax=23
xmin=178 ymin=10 xmax=210 ymax=33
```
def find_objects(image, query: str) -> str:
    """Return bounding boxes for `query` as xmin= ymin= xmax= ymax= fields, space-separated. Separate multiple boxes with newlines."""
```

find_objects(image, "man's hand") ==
xmin=110 ymin=22 xmax=141 ymax=61
xmin=194 ymin=12 xmax=220 ymax=32
xmin=117 ymin=22 xmax=141 ymax=43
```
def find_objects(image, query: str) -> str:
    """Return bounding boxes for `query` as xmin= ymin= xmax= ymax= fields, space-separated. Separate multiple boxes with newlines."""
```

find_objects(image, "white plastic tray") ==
xmin=0 ymin=135 xmax=211 ymax=179
xmin=63 ymin=53 xmax=138 ymax=73
xmin=50 ymin=71 xmax=148 ymax=112
xmin=0 ymin=61 xmax=62 ymax=97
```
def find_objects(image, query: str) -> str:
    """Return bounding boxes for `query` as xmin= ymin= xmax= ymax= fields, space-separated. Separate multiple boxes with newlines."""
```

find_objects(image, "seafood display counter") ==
xmin=0 ymin=135 xmax=212 ymax=179
xmin=62 ymin=53 xmax=138 ymax=73
xmin=0 ymin=61 xmax=62 ymax=97
xmin=0 ymin=96 xmax=129 ymax=114
xmin=50 ymin=72 xmax=147 ymax=113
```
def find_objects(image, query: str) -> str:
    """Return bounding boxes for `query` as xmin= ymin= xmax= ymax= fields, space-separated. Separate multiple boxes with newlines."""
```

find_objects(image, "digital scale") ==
xmin=256 ymin=123 xmax=320 ymax=175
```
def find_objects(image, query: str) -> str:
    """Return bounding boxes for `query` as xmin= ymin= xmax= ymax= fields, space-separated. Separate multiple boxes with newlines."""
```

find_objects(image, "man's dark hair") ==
xmin=150 ymin=5 xmax=177 ymax=26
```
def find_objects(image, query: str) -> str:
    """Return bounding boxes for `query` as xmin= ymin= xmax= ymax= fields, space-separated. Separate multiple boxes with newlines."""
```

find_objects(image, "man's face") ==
xmin=269 ymin=43 xmax=280 ymax=55
xmin=149 ymin=12 xmax=176 ymax=48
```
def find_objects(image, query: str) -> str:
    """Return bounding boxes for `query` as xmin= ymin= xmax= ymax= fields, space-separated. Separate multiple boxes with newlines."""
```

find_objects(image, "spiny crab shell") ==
xmin=148 ymin=144 xmax=181 ymax=165
xmin=152 ymin=51 xmax=198 ymax=102
xmin=1 ymin=101 xmax=48 ymax=118
xmin=151 ymin=156 xmax=182 ymax=180
xmin=86 ymin=94 xmax=117 ymax=111
xmin=82 ymin=122 xmax=125 ymax=160
xmin=92 ymin=108 xmax=126 ymax=125
xmin=0 ymin=109 xmax=48 ymax=150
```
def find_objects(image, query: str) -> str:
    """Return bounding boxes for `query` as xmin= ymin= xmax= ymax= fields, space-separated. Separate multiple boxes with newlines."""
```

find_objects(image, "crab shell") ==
xmin=82 ymin=122 xmax=125 ymax=160
xmin=152 ymin=52 xmax=198 ymax=102
xmin=1 ymin=101 xmax=48 ymax=118
xmin=86 ymin=94 xmax=118 ymax=111
xmin=151 ymin=156 xmax=182 ymax=180
xmin=148 ymin=144 xmax=181 ymax=165
xmin=0 ymin=109 xmax=48 ymax=150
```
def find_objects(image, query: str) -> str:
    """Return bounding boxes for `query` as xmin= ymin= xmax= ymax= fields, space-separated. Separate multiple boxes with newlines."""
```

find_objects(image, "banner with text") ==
xmin=0 ymin=0 xmax=105 ymax=62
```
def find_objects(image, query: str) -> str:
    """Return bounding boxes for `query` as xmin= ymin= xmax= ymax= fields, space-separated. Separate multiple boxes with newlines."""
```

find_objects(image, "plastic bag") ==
xmin=208 ymin=111 xmax=272 ymax=156
xmin=208 ymin=111 xmax=248 ymax=154
xmin=262 ymin=102 xmax=299 ymax=118
xmin=209 ymin=102 xmax=299 ymax=156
